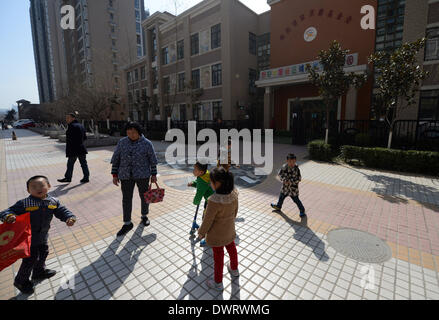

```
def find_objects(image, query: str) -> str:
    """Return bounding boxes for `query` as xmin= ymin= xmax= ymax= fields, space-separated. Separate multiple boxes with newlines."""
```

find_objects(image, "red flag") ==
xmin=0 ymin=213 xmax=32 ymax=272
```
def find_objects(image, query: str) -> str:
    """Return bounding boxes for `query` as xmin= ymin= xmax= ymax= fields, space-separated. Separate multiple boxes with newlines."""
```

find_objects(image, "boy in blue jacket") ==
xmin=0 ymin=176 xmax=76 ymax=295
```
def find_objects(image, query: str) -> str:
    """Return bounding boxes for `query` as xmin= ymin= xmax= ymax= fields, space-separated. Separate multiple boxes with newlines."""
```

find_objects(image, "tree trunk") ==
xmin=387 ymin=129 xmax=393 ymax=149
xmin=325 ymin=105 xmax=330 ymax=144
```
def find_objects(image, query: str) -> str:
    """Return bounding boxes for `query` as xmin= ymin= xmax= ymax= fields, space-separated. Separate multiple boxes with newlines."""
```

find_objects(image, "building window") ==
xmin=249 ymin=68 xmax=258 ymax=94
xmin=192 ymin=69 xmax=200 ymax=89
xmin=162 ymin=47 xmax=169 ymax=65
xmin=212 ymin=63 xmax=222 ymax=86
xmin=211 ymin=24 xmax=221 ymax=49
xmin=193 ymin=103 xmax=201 ymax=120
xmin=137 ymin=46 xmax=142 ymax=57
xmin=111 ymin=26 xmax=115 ymax=33
xmin=375 ymin=0 xmax=405 ymax=52
xmin=141 ymin=88 xmax=148 ymax=101
xmin=135 ymin=89 xmax=140 ymax=103
xmin=140 ymin=66 xmax=146 ymax=80
xmin=136 ymin=22 xmax=141 ymax=34
xmin=151 ymin=29 xmax=157 ymax=62
xmin=419 ymin=90 xmax=439 ymax=120
xmin=191 ymin=33 xmax=199 ymax=56
xmin=134 ymin=0 xmax=140 ymax=9
xmin=112 ymin=39 xmax=116 ymax=47
xmin=110 ymin=13 xmax=114 ymax=21
xmin=136 ymin=34 xmax=141 ymax=45
xmin=178 ymin=73 xmax=185 ymax=92
xmin=177 ymin=40 xmax=184 ymax=60
xmin=249 ymin=32 xmax=257 ymax=55
xmin=152 ymin=67 xmax=158 ymax=89
xmin=426 ymin=28 xmax=439 ymax=61
xmin=163 ymin=77 xmax=170 ymax=94
xmin=257 ymin=33 xmax=270 ymax=71
xmin=127 ymin=71 xmax=131 ymax=84
xmin=212 ymin=101 xmax=222 ymax=121
xmin=109 ymin=0 xmax=113 ymax=8
xmin=179 ymin=104 xmax=187 ymax=121
xmin=135 ymin=10 xmax=140 ymax=22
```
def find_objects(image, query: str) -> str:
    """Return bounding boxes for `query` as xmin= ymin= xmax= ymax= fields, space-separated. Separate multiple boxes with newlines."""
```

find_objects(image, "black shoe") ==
xmin=117 ymin=223 xmax=134 ymax=237
xmin=80 ymin=178 xmax=89 ymax=184
xmin=57 ymin=178 xmax=71 ymax=183
xmin=14 ymin=280 xmax=34 ymax=295
xmin=141 ymin=216 xmax=150 ymax=227
xmin=31 ymin=269 xmax=57 ymax=281
xmin=271 ymin=203 xmax=281 ymax=211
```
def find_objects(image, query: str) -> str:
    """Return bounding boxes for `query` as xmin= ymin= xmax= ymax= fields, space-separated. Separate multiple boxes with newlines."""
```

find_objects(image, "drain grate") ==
xmin=327 ymin=228 xmax=392 ymax=264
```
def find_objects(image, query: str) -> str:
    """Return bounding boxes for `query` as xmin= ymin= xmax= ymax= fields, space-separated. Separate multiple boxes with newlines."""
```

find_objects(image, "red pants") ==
xmin=212 ymin=241 xmax=238 ymax=283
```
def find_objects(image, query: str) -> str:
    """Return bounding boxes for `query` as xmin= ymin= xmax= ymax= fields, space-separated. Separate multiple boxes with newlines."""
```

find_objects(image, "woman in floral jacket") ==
xmin=111 ymin=122 xmax=158 ymax=236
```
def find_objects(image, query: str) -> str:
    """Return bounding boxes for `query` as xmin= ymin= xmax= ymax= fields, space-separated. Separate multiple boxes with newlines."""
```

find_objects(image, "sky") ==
xmin=0 ymin=0 xmax=270 ymax=112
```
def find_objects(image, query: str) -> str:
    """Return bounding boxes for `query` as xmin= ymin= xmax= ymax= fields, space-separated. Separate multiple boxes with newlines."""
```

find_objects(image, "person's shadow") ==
xmin=274 ymin=210 xmax=329 ymax=262
xmin=177 ymin=238 xmax=225 ymax=300
xmin=54 ymin=225 xmax=156 ymax=300
xmin=50 ymin=183 xmax=84 ymax=198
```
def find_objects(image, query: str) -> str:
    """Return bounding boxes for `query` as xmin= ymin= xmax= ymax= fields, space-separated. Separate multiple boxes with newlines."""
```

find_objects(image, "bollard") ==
xmin=12 ymin=131 xmax=17 ymax=141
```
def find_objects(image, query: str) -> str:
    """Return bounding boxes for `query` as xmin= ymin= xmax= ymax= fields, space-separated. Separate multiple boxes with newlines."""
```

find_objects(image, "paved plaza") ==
xmin=0 ymin=129 xmax=439 ymax=300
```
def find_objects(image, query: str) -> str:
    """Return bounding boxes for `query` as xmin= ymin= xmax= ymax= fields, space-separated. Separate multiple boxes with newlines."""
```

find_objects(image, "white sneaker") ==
xmin=227 ymin=263 xmax=239 ymax=277
xmin=206 ymin=279 xmax=224 ymax=291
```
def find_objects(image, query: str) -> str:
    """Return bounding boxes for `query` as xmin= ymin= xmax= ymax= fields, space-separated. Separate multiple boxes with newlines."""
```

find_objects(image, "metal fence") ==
xmin=80 ymin=118 xmax=438 ymax=151
xmin=327 ymin=120 xmax=439 ymax=151
xmin=90 ymin=120 xmax=255 ymax=140
xmin=392 ymin=120 xmax=439 ymax=151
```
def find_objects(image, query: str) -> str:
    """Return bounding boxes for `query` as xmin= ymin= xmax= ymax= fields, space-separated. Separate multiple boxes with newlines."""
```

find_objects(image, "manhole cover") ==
xmin=327 ymin=228 xmax=392 ymax=264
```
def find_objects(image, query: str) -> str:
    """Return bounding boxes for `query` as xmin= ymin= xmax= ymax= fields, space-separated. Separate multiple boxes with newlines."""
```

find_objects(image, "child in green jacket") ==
xmin=188 ymin=162 xmax=214 ymax=247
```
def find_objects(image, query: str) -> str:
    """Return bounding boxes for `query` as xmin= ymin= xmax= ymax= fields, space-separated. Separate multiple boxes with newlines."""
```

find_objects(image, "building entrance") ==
xmin=290 ymin=99 xmax=337 ymax=145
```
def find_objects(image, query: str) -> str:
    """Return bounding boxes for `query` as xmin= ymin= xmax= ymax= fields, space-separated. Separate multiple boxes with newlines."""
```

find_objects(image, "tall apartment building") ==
xmin=124 ymin=0 xmax=270 ymax=123
xmin=30 ymin=0 xmax=69 ymax=103
xmin=30 ymin=0 xmax=148 ymax=119
xmin=398 ymin=0 xmax=439 ymax=121
xmin=372 ymin=0 xmax=439 ymax=121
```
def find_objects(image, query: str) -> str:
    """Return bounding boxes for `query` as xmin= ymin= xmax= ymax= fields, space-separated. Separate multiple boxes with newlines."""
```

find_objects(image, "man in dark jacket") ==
xmin=58 ymin=112 xmax=90 ymax=183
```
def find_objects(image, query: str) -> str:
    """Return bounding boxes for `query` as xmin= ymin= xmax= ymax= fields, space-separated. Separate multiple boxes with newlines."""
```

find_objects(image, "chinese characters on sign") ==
xmin=260 ymin=53 xmax=359 ymax=80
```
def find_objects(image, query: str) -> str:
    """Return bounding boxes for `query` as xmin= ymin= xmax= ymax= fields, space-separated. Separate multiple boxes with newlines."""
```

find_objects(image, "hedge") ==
xmin=341 ymin=145 xmax=439 ymax=176
xmin=308 ymin=140 xmax=335 ymax=162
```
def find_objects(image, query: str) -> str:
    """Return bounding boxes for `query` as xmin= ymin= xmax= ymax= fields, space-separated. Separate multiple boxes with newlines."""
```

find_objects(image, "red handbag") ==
xmin=0 ymin=213 xmax=32 ymax=272
xmin=144 ymin=182 xmax=165 ymax=204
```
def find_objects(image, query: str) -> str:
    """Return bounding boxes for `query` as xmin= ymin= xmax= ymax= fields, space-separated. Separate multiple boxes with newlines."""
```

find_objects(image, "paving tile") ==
xmin=2 ymin=132 xmax=439 ymax=301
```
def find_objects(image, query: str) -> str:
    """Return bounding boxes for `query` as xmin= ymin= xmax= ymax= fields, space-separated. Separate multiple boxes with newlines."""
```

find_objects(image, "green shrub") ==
xmin=341 ymin=145 xmax=439 ymax=176
xmin=308 ymin=140 xmax=334 ymax=162
xmin=354 ymin=133 xmax=371 ymax=147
